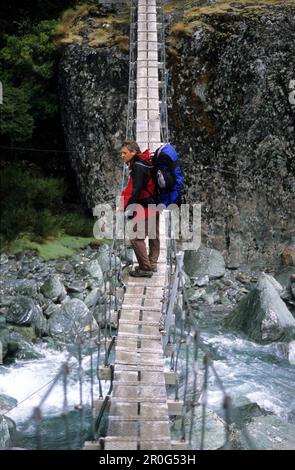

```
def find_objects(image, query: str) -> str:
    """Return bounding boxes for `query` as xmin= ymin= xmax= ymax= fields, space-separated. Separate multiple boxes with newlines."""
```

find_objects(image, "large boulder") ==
xmin=85 ymin=288 xmax=101 ymax=308
xmin=0 ymin=328 xmax=18 ymax=360
xmin=0 ymin=394 xmax=17 ymax=414
xmin=40 ymin=275 xmax=67 ymax=303
xmin=171 ymin=407 xmax=226 ymax=450
xmin=93 ymin=245 xmax=121 ymax=273
xmin=225 ymin=273 xmax=295 ymax=343
xmin=184 ymin=245 xmax=225 ymax=279
xmin=48 ymin=297 xmax=93 ymax=338
xmin=86 ymin=260 xmax=103 ymax=284
xmin=6 ymin=296 xmax=43 ymax=327
xmin=0 ymin=416 xmax=10 ymax=449
xmin=237 ymin=415 xmax=295 ymax=450
xmin=15 ymin=279 xmax=39 ymax=298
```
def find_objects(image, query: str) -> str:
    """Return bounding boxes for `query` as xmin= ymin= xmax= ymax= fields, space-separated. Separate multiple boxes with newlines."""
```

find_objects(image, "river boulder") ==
xmin=48 ymin=297 xmax=93 ymax=338
xmin=225 ymin=273 xmax=295 ymax=343
xmin=0 ymin=394 xmax=17 ymax=414
xmin=171 ymin=407 xmax=226 ymax=450
xmin=0 ymin=416 xmax=10 ymax=449
xmin=237 ymin=415 xmax=295 ymax=450
xmin=184 ymin=245 xmax=225 ymax=280
xmin=6 ymin=296 xmax=43 ymax=327
xmin=40 ymin=275 xmax=67 ymax=303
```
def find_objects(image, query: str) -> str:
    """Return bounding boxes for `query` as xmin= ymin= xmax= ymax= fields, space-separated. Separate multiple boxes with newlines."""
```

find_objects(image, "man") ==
xmin=119 ymin=141 xmax=160 ymax=277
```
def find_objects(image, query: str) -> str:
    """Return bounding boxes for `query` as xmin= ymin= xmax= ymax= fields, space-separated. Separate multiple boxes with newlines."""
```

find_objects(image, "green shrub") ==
xmin=0 ymin=20 xmax=59 ymax=144
xmin=58 ymin=212 xmax=94 ymax=237
xmin=0 ymin=164 xmax=95 ymax=246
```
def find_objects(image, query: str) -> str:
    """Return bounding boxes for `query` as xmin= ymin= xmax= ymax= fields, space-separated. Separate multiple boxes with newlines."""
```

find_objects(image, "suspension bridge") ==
xmin=1 ymin=0 xmax=255 ymax=452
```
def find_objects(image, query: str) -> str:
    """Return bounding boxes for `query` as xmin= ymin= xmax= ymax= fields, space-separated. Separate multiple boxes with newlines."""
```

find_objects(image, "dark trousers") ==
xmin=130 ymin=213 xmax=160 ymax=270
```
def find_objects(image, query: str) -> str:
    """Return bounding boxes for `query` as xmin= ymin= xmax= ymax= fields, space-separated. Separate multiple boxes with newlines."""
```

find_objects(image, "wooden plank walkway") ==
xmin=105 ymin=212 xmax=171 ymax=450
xmin=104 ymin=5 xmax=168 ymax=447
xmin=136 ymin=0 xmax=161 ymax=153
xmin=83 ymin=1 xmax=172 ymax=451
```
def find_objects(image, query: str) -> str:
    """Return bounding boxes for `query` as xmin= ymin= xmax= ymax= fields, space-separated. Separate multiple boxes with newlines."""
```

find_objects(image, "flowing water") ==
xmin=0 ymin=344 xmax=109 ymax=449
xmin=1 ymin=326 xmax=295 ymax=449
xmin=202 ymin=331 xmax=295 ymax=423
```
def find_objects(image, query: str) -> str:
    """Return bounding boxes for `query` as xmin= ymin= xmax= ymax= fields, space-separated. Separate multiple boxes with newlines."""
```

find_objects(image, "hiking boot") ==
xmin=129 ymin=269 xmax=153 ymax=278
xmin=134 ymin=265 xmax=157 ymax=273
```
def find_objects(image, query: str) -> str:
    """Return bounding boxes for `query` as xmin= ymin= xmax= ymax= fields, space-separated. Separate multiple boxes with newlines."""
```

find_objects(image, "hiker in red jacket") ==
xmin=119 ymin=140 xmax=160 ymax=277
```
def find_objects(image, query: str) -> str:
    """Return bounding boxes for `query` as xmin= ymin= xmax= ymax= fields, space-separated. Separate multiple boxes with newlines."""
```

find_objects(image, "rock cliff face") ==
xmin=59 ymin=4 xmax=130 ymax=209
xmin=59 ymin=1 xmax=295 ymax=267
xmin=166 ymin=1 xmax=295 ymax=268
xmin=59 ymin=43 xmax=128 ymax=208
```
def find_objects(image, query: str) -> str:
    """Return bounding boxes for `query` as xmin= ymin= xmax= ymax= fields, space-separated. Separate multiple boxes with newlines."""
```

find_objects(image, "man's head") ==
xmin=121 ymin=141 xmax=141 ymax=163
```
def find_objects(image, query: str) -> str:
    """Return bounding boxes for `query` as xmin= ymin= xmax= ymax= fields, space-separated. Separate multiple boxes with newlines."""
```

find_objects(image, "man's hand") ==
xmin=125 ymin=208 xmax=134 ymax=220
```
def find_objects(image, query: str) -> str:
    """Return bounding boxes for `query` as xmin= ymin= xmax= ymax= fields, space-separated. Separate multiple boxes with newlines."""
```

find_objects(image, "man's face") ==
xmin=121 ymin=146 xmax=136 ymax=163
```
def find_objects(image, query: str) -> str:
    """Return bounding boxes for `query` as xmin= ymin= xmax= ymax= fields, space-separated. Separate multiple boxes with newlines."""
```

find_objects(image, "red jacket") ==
xmin=120 ymin=149 xmax=156 ymax=220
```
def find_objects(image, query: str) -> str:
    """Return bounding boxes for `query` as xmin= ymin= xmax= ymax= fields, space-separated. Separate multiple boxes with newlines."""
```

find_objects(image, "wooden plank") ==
xmin=139 ymin=385 xmax=166 ymax=400
xmin=107 ymin=419 xmax=137 ymax=437
xmin=105 ymin=439 xmax=138 ymax=450
xmin=167 ymin=400 xmax=184 ymax=416
xmin=115 ymin=343 xmax=163 ymax=355
xmin=108 ymin=415 xmax=169 ymax=423
xmin=108 ymin=401 xmax=137 ymax=418
xmin=140 ymin=370 xmax=165 ymax=384
xmin=164 ymin=370 xmax=178 ymax=385
xmin=140 ymin=353 xmax=164 ymax=366
xmin=117 ymin=332 xmax=161 ymax=340
xmin=115 ymin=364 xmax=164 ymax=373
xmin=123 ymin=295 xmax=164 ymax=300
xmin=83 ymin=441 xmax=101 ymax=450
xmin=121 ymin=305 xmax=161 ymax=312
xmin=141 ymin=440 xmax=171 ymax=450
xmin=118 ymin=323 xmax=138 ymax=334
xmin=140 ymin=421 xmax=170 ymax=440
xmin=114 ymin=370 xmax=138 ymax=383
xmin=171 ymin=440 xmax=190 ymax=451
xmin=112 ymin=384 xmax=137 ymax=399
xmin=140 ymin=402 xmax=168 ymax=418
xmin=127 ymin=282 xmax=165 ymax=288
xmin=111 ymin=396 xmax=167 ymax=404
xmin=119 ymin=319 xmax=160 ymax=327
xmin=140 ymin=324 xmax=161 ymax=336
xmin=115 ymin=350 xmax=137 ymax=364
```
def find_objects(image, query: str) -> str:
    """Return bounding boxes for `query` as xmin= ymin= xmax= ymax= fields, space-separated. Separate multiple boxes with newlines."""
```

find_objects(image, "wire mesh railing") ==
xmin=159 ymin=209 xmax=256 ymax=450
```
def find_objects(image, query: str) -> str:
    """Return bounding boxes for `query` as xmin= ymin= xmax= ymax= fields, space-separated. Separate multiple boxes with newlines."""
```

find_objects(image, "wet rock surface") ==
xmin=0 ymin=244 xmax=122 ymax=362
xmin=235 ymin=415 xmax=295 ymax=450
xmin=225 ymin=273 xmax=295 ymax=343
xmin=166 ymin=3 xmax=295 ymax=267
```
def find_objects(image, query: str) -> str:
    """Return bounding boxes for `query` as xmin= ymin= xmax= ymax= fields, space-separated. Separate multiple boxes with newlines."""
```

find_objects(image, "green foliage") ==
xmin=0 ymin=164 xmax=94 ymax=247
xmin=59 ymin=212 xmax=94 ymax=237
xmin=0 ymin=79 xmax=34 ymax=141
xmin=1 ymin=21 xmax=57 ymax=80
xmin=0 ymin=1 xmax=76 ymax=35
xmin=7 ymin=235 xmax=96 ymax=261
xmin=0 ymin=20 xmax=58 ymax=143
xmin=0 ymin=164 xmax=64 ymax=242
